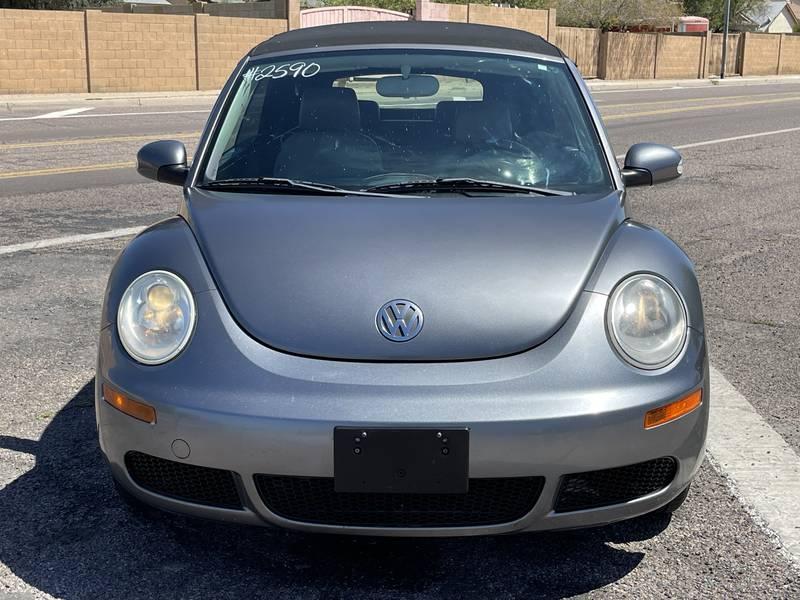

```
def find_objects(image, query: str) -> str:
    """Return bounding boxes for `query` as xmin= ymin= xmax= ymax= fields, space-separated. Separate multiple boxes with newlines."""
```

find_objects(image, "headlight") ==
xmin=607 ymin=274 xmax=687 ymax=370
xmin=117 ymin=270 xmax=196 ymax=365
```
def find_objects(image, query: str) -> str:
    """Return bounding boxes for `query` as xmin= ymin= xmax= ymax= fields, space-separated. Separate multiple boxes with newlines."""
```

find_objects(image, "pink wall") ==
xmin=416 ymin=0 xmax=452 ymax=21
xmin=300 ymin=6 xmax=410 ymax=28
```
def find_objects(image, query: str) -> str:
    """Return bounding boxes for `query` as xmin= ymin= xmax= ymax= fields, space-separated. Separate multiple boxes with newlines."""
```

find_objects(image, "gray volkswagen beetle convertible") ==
xmin=97 ymin=21 xmax=708 ymax=536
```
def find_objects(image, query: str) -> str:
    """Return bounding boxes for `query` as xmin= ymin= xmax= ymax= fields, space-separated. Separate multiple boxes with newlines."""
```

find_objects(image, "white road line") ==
xmin=0 ymin=107 xmax=95 ymax=122
xmin=708 ymin=366 xmax=800 ymax=564
xmin=34 ymin=107 xmax=94 ymax=119
xmin=0 ymin=226 xmax=145 ymax=256
xmin=55 ymin=109 xmax=209 ymax=119
xmin=591 ymin=79 xmax=800 ymax=94
xmin=614 ymin=125 xmax=800 ymax=160
xmin=0 ymin=109 xmax=207 ymax=123
xmin=673 ymin=126 xmax=800 ymax=150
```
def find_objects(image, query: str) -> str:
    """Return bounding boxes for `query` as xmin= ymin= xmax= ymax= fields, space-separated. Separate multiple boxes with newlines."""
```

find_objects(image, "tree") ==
xmin=0 ymin=0 xmax=115 ymax=8
xmin=554 ymin=0 xmax=682 ymax=30
xmin=682 ymin=0 xmax=768 ymax=31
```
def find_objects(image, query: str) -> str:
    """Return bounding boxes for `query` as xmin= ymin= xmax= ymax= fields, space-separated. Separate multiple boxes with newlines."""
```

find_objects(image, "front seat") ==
xmin=358 ymin=100 xmax=381 ymax=132
xmin=451 ymin=102 xmax=515 ymax=151
xmin=436 ymin=101 xmax=531 ymax=180
xmin=273 ymin=87 xmax=381 ymax=183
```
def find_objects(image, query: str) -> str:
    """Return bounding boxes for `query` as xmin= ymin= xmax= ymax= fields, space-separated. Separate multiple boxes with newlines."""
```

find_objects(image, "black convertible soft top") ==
xmin=249 ymin=21 xmax=562 ymax=59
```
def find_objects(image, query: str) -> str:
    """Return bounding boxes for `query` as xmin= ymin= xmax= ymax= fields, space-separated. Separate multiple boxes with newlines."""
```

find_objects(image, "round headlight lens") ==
xmin=117 ymin=270 xmax=195 ymax=365
xmin=607 ymin=274 xmax=687 ymax=369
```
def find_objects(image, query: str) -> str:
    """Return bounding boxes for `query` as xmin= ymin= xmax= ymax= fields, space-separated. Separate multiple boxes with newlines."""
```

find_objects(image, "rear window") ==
xmin=202 ymin=49 xmax=613 ymax=195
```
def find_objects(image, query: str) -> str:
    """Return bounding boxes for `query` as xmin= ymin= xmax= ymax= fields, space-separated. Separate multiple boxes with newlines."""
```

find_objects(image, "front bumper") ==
xmin=97 ymin=290 xmax=708 ymax=537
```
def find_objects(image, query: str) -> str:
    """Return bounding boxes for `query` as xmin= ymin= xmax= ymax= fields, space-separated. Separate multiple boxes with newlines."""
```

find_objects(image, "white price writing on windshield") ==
xmin=243 ymin=62 xmax=321 ymax=82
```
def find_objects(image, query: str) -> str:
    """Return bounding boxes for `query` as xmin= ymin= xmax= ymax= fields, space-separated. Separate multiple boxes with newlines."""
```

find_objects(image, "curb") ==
xmin=586 ymin=75 xmax=800 ymax=91
xmin=0 ymin=91 xmax=220 ymax=111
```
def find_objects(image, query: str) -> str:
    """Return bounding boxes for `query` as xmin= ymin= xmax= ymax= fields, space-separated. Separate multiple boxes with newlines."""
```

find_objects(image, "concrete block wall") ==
xmin=101 ymin=4 xmax=195 ymax=15
xmin=2 ymin=6 xmax=800 ymax=94
xmin=415 ymin=0 xmax=466 ymax=22
xmin=414 ymin=1 xmax=551 ymax=38
xmin=85 ymin=11 xmax=196 ymax=93
xmin=599 ymin=32 xmax=657 ymax=80
xmin=0 ymin=9 xmax=87 ymax=94
xmin=555 ymin=27 xmax=600 ymax=78
xmin=600 ymin=31 xmax=746 ymax=81
xmin=741 ymin=32 xmax=781 ymax=76
xmin=196 ymin=14 xmax=287 ymax=90
xmin=655 ymin=34 xmax=704 ymax=79
xmin=778 ymin=34 xmax=800 ymax=74
xmin=466 ymin=5 xmax=554 ymax=40
xmin=102 ymin=1 xmax=287 ymax=19
xmin=204 ymin=2 xmax=283 ymax=19
xmin=0 ymin=8 xmax=291 ymax=94
xmin=706 ymin=32 xmax=742 ymax=77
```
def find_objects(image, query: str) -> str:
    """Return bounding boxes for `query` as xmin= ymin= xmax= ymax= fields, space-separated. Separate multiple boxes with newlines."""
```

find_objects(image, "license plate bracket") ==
xmin=334 ymin=427 xmax=469 ymax=494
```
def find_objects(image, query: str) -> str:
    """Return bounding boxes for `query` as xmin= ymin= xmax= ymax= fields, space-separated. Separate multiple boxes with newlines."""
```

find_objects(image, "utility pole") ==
xmin=720 ymin=0 xmax=732 ymax=79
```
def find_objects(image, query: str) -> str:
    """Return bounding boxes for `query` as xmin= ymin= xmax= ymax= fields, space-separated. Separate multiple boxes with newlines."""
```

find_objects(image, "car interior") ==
xmin=209 ymin=63 xmax=609 ymax=192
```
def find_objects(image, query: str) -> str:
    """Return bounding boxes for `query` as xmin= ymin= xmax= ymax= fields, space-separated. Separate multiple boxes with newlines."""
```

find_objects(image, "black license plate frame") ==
xmin=333 ymin=427 xmax=469 ymax=494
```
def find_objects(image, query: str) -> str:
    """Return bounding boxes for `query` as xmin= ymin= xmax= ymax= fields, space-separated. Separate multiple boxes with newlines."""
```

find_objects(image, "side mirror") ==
xmin=137 ymin=140 xmax=188 ymax=186
xmin=621 ymin=143 xmax=683 ymax=187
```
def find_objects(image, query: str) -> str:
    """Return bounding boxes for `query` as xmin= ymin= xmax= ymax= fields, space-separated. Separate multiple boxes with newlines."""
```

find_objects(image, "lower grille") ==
xmin=254 ymin=475 xmax=544 ymax=527
xmin=125 ymin=451 xmax=242 ymax=510
xmin=554 ymin=457 xmax=677 ymax=513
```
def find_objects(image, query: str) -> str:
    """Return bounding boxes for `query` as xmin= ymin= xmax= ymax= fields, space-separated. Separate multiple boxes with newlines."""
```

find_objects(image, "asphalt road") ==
xmin=1 ymin=81 xmax=800 ymax=599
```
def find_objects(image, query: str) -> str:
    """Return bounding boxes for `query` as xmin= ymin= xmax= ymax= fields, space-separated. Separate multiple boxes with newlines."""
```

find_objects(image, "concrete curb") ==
xmin=0 ymin=90 xmax=220 ymax=111
xmin=586 ymin=75 xmax=800 ymax=91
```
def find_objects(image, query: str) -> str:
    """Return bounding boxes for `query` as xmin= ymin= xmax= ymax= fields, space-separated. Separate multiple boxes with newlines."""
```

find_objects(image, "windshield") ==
xmin=202 ymin=49 xmax=613 ymax=195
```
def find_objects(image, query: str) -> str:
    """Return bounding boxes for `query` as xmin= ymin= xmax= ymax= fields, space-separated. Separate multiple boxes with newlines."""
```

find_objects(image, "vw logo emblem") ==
xmin=376 ymin=300 xmax=424 ymax=342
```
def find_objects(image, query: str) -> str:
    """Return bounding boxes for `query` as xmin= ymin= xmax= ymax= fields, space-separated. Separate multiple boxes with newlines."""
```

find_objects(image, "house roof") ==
xmin=250 ymin=21 xmax=561 ymax=59
xmin=744 ymin=1 xmax=799 ymax=29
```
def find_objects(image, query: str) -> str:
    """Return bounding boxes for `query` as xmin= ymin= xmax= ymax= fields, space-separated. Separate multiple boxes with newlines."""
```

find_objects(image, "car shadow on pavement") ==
xmin=0 ymin=379 xmax=671 ymax=600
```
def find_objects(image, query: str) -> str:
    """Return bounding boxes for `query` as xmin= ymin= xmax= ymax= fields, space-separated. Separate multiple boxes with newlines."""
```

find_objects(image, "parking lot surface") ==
xmin=1 ymin=81 xmax=800 ymax=598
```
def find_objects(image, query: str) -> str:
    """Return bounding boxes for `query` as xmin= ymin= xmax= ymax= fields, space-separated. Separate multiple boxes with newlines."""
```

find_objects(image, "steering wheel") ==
xmin=486 ymin=137 xmax=537 ymax=157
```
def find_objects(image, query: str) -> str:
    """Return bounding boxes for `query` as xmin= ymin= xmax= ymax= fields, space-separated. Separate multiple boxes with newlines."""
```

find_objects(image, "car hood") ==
xmin=185 ymin=189 xmax=624 ymax=361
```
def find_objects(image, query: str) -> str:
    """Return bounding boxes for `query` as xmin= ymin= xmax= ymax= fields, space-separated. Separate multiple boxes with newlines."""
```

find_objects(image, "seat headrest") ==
xmin=452 ymin=102 xmax=513 ymax=145
xmin=358 ymin=100 xmax=380 ymax=129
xmin=299 ymin=87 xmax=360 ymax=131
xmin=434 ymin=100 xmax=476 ymax=135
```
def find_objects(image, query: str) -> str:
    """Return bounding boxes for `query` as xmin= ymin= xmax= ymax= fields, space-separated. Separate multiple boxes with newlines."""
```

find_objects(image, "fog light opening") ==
xmin=103 ymin=384 xmax=156 ymax=424
xmin=644 ymin=389 xmax=702 ymax=429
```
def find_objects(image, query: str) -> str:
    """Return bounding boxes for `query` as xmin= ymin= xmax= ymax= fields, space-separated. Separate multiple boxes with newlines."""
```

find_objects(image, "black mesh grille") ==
xmin=254 ymin=475 xmax=544 ymax=527
xmin=554 ymin=457 xmax=677 ymax=513
xmin=125 ymin=451 xmax=242 ymax=510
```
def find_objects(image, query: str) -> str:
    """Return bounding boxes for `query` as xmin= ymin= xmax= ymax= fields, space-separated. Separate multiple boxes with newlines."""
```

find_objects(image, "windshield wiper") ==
xmin=363 ymin=178 xmax=573 ymax=196
xmin=201 ymin=177 xmax=402 ymax=197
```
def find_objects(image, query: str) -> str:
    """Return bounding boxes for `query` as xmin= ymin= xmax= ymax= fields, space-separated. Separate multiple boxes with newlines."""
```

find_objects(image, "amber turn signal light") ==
xmin=103 ymin=384 xmax=156 ymax=424
xmin=644 ymin=389 xmax=702 ymax=429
